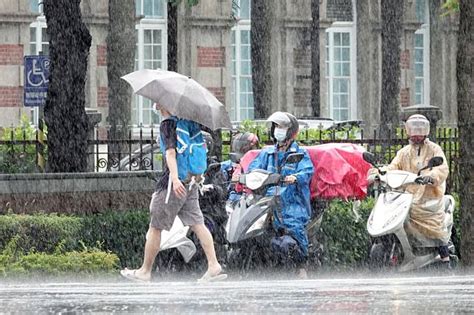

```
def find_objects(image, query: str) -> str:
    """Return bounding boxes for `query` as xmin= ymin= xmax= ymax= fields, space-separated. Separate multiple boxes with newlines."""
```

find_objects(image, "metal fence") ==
xmin=0 ymin=126 xmax=459 ymax=193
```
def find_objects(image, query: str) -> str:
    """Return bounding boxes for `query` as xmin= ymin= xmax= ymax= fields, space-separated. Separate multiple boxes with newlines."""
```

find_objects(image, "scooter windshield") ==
xmin=245 ymin=171 xmax=270 ymax=190
xmin=383 ymin=170 xmax=417 ymax=189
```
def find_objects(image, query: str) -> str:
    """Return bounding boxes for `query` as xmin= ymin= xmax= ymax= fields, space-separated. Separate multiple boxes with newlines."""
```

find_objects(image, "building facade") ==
xmin=0 ymin=0 xmax=459 ymax=133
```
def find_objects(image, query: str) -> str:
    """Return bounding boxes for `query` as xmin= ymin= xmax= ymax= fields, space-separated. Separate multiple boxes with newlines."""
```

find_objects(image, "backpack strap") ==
xmin=165 ymin=176 xmax=172 ymax=204
xmin=175 ymin=118 xmax=189 ymax=154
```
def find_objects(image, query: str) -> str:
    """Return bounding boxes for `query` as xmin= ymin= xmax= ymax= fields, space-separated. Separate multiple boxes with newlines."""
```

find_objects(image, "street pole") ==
xmin=36 ymin=51 xmax=46 ymax=172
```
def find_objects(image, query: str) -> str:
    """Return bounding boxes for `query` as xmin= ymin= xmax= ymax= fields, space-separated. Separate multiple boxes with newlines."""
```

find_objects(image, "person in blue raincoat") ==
xmin=247 ymin=112 xmax=314 ymax=278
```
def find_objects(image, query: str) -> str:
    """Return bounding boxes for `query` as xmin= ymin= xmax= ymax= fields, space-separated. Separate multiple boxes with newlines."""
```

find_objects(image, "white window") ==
xmin=325 ymin=23 xmax=356 ymax=121
xmin=29 ymin=0 xmax=48 ymax=126
xmin=414 ymin=0 xmax=429 ymax=105
xmin=133 ymin=0 xmax=167 ymax=127
xmin=231 ymin=0 xmax=253 ymax=121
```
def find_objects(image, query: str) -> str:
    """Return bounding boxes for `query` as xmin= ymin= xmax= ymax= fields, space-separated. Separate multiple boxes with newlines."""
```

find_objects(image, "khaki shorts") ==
xmin=149 ymin=185 xmax=204 ymax=231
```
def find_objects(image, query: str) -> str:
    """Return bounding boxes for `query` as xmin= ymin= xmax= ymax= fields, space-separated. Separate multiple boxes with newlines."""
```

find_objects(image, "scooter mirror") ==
xmin=428 ymin=156 xmax=443 ymax=168
xmin=418 ymin=156 xmax=444 ymax=175
xmin=284 ymin=152 xmax=304 ymax=165
xmin=362 ymin=152 xmax=376 ymax=165
xmin=229 ymin=153 xmax=240 ymax=163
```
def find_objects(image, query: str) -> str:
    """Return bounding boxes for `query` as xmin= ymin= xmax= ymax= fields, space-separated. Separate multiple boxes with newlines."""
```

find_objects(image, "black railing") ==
xmin=0 ymin=126 xmax=459 ymax=193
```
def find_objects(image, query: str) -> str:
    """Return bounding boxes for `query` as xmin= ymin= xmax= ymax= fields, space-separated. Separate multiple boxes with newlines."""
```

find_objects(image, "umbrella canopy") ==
xmin=122 ymin=69 xmax=232 ymax=130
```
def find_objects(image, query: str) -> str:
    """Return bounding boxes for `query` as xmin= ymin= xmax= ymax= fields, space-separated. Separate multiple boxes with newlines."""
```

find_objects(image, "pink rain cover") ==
xmin=239 ymin=143 xmax=371 ymax=200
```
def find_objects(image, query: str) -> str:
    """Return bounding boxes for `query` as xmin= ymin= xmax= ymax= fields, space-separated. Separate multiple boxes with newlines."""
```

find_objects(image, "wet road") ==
xmin=1 ymin=274 xmax=473 ymax=313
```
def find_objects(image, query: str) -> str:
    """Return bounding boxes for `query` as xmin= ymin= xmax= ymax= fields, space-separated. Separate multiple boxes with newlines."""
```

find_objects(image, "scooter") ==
xmin=225 ymin=152 xmax=326 ymax=271
xmin=362 ymin=152 xmax=458 ymax=272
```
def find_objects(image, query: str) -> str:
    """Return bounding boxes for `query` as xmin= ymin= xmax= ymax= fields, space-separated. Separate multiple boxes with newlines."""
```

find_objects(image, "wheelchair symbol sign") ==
xmin=24 ymin=55 xmax=50 ymax=107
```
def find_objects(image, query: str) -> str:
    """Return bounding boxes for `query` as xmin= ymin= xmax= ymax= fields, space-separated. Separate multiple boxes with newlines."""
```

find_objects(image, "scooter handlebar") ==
xmin=414 ymin=175 xmax=434 ymax=185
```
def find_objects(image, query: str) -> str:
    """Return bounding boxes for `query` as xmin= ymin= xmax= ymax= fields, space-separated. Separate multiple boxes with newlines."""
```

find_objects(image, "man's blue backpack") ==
xmin=160 ymin=116 xmax=207 ymax=181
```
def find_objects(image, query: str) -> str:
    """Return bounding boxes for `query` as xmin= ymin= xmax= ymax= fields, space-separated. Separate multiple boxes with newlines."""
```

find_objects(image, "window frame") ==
xmin=325 ymin=22 xmax=357 ymax=121
xmin=231 ymin=0 xmax=253 ymax=122
xmin=414 ymin=0 xmax=430 ymax=105
xmin=133 ymin=15 xmax=168 ymax=128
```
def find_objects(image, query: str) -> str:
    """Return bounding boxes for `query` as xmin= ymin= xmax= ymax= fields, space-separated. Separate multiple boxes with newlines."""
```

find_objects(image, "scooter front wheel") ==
xmin=369 ymin=242 xmax=389 ymax=270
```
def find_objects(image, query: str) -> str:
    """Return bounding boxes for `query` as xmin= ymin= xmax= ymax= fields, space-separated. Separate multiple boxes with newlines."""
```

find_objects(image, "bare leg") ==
xmin=191 ymin=224 xmax=221 ymax=275
xmin=125 ymin=226 xmax=161 ymax=280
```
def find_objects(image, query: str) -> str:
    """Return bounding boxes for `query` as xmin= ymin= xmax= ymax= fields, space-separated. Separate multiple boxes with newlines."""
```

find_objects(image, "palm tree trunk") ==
xmin=43 ymin=0 xmax=92 ymax=172
xmin=251 ymin=0 xmax=272 ymax=119
xmin=310 ymin=0 xmax=320 ymax=117
xmin=457 ymin=0 xmax=474 ymax=266
xmin=380 ymin=0 xmax=404 ymax=139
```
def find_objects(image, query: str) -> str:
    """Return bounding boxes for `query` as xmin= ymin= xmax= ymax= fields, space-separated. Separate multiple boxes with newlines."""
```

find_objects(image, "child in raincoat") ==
xmin=220 ymin=132 xmax=260 ymax=203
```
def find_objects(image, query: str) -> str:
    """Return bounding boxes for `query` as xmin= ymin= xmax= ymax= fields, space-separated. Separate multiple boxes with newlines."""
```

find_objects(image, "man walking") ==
xmin=120 ymin=103 xmax=226 ymax=282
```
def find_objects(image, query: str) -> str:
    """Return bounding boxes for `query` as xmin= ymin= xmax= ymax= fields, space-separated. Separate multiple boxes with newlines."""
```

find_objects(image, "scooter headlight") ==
xmin=246 ymin=213 xmax=268 ymax=234
xmin=245 ymin=172 xmax=269 ymax=190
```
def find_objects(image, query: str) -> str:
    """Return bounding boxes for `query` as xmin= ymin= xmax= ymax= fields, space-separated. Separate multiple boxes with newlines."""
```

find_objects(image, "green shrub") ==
xmin=318 ymin=198 xmax=374 ymax=270
xmin=451 ymin=193 xmax=461 ymax=257
xmin=80 ymin=209 xmax=149 ymax=268
xmin=0 ymin=238 xmax=119 ymax=277
xmin=0 ymin=115 xmax=46 ymax=173
xmin=0 ymin=214 xmax=83 ymax=254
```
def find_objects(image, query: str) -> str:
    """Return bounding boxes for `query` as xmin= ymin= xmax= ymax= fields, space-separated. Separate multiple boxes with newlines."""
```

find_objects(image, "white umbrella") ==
xmin=122 ymin=69 xmax=232 ymax=130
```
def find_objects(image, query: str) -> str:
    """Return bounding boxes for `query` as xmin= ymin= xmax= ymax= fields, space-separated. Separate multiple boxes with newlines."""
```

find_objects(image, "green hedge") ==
xmin=80 ymin=210 xmax=149 ymax=268
xmin=0 ymin=197 xmax=461 ymax=273
xmin=0 ymin=237 xmax=119 ymax=277
xmin=318 ymin=198 xmax=373 ymax=270
xmin=0 ymin=214 xmax=83 ymax=254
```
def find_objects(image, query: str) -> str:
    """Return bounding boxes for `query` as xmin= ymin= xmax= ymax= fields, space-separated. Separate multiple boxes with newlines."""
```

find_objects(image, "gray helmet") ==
xmin=231 ymin=132 xmax=260 ymax=160
xmin=267 ymin=111 xmax=299 ymax=143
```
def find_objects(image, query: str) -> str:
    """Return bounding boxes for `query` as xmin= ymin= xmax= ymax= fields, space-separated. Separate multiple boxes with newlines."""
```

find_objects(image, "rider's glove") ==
xmin=415 ymin=175 xmax=434 ymax=185
xmin=367 ymin=173 xmax=379 ymax=184
xmin=201 ymin=184 xmax=214 ymax=192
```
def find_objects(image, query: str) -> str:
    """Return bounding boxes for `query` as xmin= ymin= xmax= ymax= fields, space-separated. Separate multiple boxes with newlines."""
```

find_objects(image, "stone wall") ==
xmin=0 ymin=171 xmax=156 ymax=214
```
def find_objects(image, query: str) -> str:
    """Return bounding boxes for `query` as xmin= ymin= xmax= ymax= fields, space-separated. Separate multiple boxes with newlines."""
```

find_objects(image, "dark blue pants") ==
xmin=438 ymin=245 xmax=449 ymax=259
xmin=271 ymin=235 xmax=306 ymax=267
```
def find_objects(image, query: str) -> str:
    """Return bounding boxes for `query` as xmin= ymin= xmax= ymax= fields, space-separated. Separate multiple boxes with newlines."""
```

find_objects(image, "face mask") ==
xmin=410 ymin=135 xmax=426 ymax=145
xmin=274 ymin=127 xmax=288 ymax=142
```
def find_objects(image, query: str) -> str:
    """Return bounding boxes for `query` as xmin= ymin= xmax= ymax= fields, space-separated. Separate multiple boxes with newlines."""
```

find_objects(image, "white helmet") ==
xmin=267 ymin=111 xmax=299 ymax=143
xmin=405 ymin=114 xmax=430 ymax=137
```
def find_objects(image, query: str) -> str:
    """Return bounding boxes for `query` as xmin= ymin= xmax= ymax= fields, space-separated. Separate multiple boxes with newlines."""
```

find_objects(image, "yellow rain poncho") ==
xmin=386 ymin=139 xmax=450 ymax=243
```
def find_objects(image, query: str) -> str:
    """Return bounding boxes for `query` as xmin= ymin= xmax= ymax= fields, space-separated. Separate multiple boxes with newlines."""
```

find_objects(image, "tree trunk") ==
xmin=107 ymin=0 xmax=135 ymax=168
xmin=457 ymin=0 xmax=474 ymax=266
xmin=251 ymin=0 xmax=272 ymax=119
xmin=43 ymin=0 xmax=92 ymax=172
xmin=380 ymin=0 xmax=404 ymax=138
xmin=310 ymin=0 xmax=320 ymax=117
xmin=168 ymin=1 xmax=178 ymax=72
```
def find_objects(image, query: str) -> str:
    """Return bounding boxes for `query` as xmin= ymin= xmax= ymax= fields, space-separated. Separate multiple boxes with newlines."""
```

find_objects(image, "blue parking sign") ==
xmin=24 ymin=55 xmax=50 ymax=107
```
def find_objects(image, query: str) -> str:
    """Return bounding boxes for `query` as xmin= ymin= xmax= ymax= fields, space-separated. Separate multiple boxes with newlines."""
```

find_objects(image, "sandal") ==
xmin=120 ymin=268 xmax=151 ymax=283
xmin=197 ymin=271 xmax=228 ymax=283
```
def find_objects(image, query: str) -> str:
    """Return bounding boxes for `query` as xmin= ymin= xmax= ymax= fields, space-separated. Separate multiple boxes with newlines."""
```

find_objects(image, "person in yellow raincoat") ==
xmin=380 ymin=114 xmax=451 ymax=267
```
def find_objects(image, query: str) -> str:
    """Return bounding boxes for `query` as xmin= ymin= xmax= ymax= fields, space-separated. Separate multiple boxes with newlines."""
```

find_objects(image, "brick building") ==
xmin=0 ymin=0 xmax=459 ymax=132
